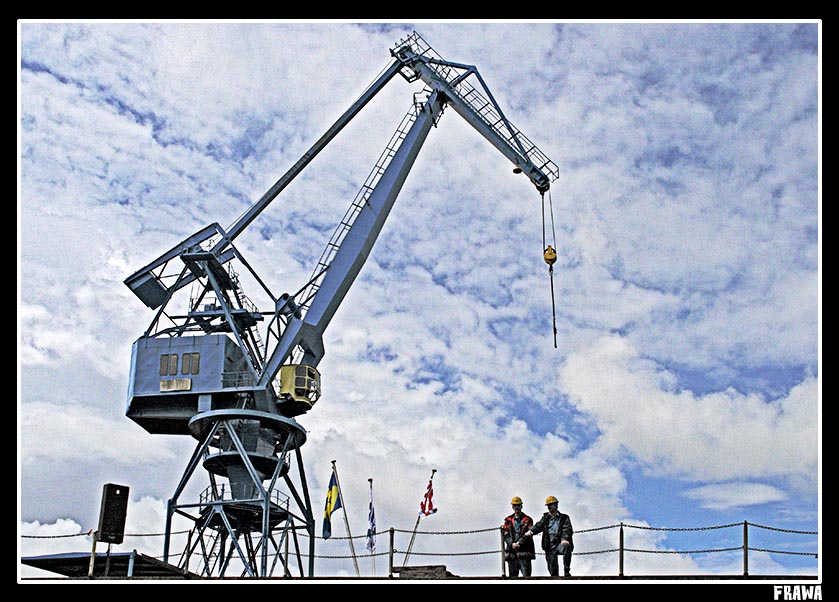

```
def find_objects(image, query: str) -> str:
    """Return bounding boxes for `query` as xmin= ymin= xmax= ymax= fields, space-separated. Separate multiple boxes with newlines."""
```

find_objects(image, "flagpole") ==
xmin=368 ymin=478 xmax=376 ymax=577
xmin=332 ymin=460 xmax=360 ymax=577
xmin=402 ymin=514 xmax=421 ymax=566
xmin=403 ymin=468 xmax=435 ymax=566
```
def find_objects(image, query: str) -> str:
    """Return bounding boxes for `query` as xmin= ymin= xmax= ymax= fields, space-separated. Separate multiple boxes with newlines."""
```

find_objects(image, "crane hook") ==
xmin=541 ymin=192 xmax=559 ymax=348
xmin=543 ymin=244 xmax=558 ymax=349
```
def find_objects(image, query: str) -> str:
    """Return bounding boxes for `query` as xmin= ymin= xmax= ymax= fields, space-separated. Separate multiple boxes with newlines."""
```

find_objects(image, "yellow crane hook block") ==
xmin=543 ymin=245 xmax=557 ymax=266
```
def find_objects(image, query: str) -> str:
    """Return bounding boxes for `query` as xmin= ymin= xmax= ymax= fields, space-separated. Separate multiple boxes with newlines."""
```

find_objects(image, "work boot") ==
xmin=564 ymin=568 xmax=572 ymax=577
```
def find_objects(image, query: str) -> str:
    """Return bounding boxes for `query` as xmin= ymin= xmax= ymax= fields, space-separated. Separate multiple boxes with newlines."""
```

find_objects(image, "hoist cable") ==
xmin=548 ymin=188 xmax=557 ymax=250
xmin=549 ymin=265 xmax=558 ymax=348
xmin=540 ymin=190 xmax=558 ymax=348
xmin=542 ymin=192 xmax=548 ymax=252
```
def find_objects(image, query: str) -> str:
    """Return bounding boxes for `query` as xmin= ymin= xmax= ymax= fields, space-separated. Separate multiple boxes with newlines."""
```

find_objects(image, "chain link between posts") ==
xmin=22 ymin=521 xmax=818 ymax=560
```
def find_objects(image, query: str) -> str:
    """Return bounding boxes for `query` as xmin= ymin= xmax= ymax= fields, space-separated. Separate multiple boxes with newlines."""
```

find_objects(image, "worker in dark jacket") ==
xmin=502 ymin=496 xmax=536 ymax=577
xmin=526 ymin=495 xmax=574 ymax=576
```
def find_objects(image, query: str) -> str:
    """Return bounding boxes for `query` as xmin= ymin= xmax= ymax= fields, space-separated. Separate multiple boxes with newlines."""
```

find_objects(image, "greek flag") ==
xmin=366 ymin=487 xmax=376 ymax=552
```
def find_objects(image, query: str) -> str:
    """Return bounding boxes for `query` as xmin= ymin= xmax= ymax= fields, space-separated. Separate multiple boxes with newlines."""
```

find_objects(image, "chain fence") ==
xmin=23 ymin=519 xmax=817 ymax=576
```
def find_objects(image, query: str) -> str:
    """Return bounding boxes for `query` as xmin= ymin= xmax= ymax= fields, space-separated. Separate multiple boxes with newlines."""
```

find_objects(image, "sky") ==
xmin=18 ymin=20 xmax=820 ymax=586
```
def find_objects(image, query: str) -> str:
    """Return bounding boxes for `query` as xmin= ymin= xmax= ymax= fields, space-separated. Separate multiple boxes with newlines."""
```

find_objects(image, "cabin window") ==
xmin=160 ymin=354 xmax=174 ymax=376
xmin=160 ymin=353 xmax=183 ymax=376
xmin=294 ymin=365 xmax=319 ymax=400
xmin=181 ymin=352 xmax=200 ymax=375
xmin=279 ymin=364 xmax=320 ymax=407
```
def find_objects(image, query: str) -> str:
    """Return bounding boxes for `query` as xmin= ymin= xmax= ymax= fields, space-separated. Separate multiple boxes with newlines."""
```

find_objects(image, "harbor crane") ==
xmin=123 ymin=31 xmax=559 ymax=578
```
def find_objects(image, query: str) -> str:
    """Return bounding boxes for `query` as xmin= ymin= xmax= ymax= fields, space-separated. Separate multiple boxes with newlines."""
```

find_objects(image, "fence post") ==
xmin=619 ymin=522 xmax=624 ymax=577
xmin=500 ymin=527 xmax=507 ymax=578
xmin=388 ymin=527 xmax=394 ymax=578
xmin=87 ymin=530 xmax=98 ymax=578
xmin=743 ymin=521 xmax=749 ymax=576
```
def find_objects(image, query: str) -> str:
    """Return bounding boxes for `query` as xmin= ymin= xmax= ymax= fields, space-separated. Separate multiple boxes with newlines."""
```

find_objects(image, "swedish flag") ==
xmin=322 ymin=471 xmax=342 ymax=539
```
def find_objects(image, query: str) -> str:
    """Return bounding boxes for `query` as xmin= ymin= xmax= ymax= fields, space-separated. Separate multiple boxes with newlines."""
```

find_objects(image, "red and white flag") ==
xmin=419 ymin=479 xmax=437 ymax=516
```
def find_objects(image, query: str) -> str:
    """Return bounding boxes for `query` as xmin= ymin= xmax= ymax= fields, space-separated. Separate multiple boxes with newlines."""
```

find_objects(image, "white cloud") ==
xmin=20 ymin=401 xmax=181 ymax=466
xmin=683 ymin=482 xmax=787 ymax=511
xmin=559 ymin=335 xmax=818 ymax=483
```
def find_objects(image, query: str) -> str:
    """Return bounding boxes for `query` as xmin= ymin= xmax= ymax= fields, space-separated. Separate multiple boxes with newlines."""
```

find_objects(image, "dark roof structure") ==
xmin=21 ymin=551 xmax=196 ymax=579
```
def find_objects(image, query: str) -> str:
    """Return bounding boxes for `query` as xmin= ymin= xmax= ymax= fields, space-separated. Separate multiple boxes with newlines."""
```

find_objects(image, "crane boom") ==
xmin=260 ymin=33 xmax=560 ymax=384
xmin=219 ymin=60 xmax=405 ymax=247
xmin=124 ymin=31 xmax=559 ymax=425
xmin=259 ymin=91 xmax=446 ymax=385
xmin=124 ymin=61 xmax=404 ymax=310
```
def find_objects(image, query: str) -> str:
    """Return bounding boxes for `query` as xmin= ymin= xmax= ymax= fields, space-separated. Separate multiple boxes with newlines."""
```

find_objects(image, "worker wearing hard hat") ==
xmin=501 ymin=496 xmax=535 ymax=577
xmin=525 ymin=495 xmax=575 ymax=577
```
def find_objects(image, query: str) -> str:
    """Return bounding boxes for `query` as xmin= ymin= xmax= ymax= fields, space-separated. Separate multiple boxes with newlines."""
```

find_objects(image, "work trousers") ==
xmin=507 ymin=556 xmax=532 ymax=578
xmin=544 ymin=543 xmax=573 ymax=576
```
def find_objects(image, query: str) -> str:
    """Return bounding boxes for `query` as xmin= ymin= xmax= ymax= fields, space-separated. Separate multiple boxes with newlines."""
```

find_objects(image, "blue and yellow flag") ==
xmin=322 ymin=471 xmax=342 ymax=539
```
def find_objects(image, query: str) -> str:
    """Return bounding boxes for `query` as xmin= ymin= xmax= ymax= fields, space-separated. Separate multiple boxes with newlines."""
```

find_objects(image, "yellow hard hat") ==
xmin=545 ymin=495 xmax=559 ymax=505
xmin=511 ymin=496 xmax=523 ymax=505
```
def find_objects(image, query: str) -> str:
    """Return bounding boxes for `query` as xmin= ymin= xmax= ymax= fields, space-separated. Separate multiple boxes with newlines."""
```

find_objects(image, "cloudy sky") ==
xmin=18 ymin=20 xmax=820 ymax=584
